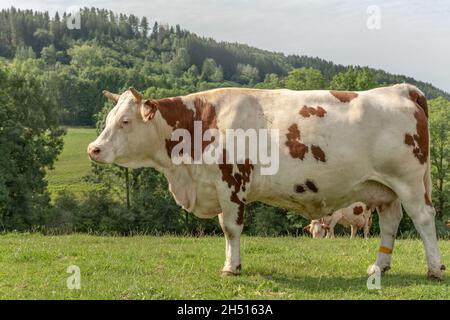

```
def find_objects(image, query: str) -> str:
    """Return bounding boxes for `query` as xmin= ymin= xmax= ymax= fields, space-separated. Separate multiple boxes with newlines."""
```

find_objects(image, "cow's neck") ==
xmin=147 ymin=108 xmax=198 ymax=212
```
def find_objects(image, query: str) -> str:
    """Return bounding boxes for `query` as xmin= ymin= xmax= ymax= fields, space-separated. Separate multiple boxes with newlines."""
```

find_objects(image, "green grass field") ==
xmin=0 ymin=234 xmax=448 ymax=299
xmin=46 ymin=127 xmax=100 ymax=198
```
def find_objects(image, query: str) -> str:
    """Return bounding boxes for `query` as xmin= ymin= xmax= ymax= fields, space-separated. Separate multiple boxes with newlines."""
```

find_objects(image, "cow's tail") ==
xmin=408 ymin=84 xmax=432 ymax=204
xmin=424 ymin=150 xmax=432 ymax=206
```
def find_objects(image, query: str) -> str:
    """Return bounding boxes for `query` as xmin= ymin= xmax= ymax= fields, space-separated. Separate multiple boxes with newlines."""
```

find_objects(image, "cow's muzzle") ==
xmin=87 ymin=143 xmax=103 ymax=162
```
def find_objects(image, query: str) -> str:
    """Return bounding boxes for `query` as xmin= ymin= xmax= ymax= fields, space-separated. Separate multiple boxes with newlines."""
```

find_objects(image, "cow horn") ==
xmin=103 ymin=90 xmax=120 ymax=103
xmin=129 ymin=87 xmax=143 ymax=102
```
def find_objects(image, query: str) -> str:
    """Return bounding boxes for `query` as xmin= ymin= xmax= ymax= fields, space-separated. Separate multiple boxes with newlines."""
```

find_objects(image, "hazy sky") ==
xmin=1 ymin=0 xmax=449 ymax=93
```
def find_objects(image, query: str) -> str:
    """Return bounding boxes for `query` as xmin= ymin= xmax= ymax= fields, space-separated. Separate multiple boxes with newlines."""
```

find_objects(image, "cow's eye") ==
xmin=119 ymin=118 xmax=131 ymax=129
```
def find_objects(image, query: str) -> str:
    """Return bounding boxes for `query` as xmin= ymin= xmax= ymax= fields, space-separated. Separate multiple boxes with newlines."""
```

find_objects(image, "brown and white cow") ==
xmin=88 ymin=84 xmax=445 ymax=279
xmin=304 ymin=202 xmax=373 ymax=238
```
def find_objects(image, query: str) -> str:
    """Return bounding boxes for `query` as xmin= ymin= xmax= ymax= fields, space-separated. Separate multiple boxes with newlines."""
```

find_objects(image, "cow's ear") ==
xmin=141 ymin=99 xmax=158 ymax=122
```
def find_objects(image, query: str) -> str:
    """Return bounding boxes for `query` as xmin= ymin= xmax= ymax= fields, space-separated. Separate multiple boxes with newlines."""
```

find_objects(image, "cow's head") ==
xmin=304 ymin=220 xmax=328 ymax=238
xmin=87 ymin=88 xmax=160 ymax=168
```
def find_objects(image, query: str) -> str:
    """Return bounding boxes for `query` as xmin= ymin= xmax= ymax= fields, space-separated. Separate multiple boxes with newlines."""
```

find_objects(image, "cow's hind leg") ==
xmin=368 ymin=199 xmax=402 ymax=275
xmin=374 ymin=177 xmax=445 ymax=280
xmin=399 ymin=197 xmax=444 ymax=280
xmin=218 ymin=210 xmax=243 ymax=275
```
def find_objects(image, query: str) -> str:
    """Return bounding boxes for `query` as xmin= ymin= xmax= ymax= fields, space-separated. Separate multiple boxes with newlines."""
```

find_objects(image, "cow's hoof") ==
xmin=221 ymin=264 xmax=241 ymax=276
xmin=427 ymin=268 xmax=444 ymax=281
xmin=381 ymin=266 xmax=391 ymax=274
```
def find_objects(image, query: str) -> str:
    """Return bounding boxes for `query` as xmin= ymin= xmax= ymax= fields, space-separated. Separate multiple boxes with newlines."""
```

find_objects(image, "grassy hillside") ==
xmin=0 ymin=234 xmax=447 ymax=299
xmin=46 ymin=127 xmax=99 ymax=198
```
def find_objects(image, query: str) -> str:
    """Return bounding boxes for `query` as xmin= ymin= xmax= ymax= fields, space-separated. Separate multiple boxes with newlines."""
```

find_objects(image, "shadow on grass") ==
xmin=253 ymin=271 xmax=446 ymax=293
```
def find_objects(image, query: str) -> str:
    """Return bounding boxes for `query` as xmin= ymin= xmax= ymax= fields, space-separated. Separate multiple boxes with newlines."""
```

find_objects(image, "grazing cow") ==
xmin=304 ymin=219 xmax=329 ymax=239
xmin=88 ymin=84 xmax=445 ymax=280
xmin=304 ymin=202 xmax=373 ymax=238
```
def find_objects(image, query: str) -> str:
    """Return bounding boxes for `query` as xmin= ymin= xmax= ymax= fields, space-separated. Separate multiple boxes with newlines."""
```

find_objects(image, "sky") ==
xmin=1 ymin=0 xmax=449 ymax=93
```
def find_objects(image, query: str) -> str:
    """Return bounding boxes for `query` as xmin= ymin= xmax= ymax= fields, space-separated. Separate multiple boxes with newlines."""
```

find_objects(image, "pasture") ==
xmin=46 ymin=127 xmax=99 ymax=198
xmin=0 ymin=233 xmax=448 ymax=299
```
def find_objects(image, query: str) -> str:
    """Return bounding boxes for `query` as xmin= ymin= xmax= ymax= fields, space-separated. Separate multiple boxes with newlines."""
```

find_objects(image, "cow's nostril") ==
xmin=88 ymin=145 xmax=101 ymax=157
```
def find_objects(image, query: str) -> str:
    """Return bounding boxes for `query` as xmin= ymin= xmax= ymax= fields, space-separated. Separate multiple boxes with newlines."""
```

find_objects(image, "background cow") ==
xmin=88 ymin=84 xmax=445 ymax=280
xmin=304 ymin=220 xmax=328 ymax=238
xmin=304 ymin=202 xmax=373 ymax=238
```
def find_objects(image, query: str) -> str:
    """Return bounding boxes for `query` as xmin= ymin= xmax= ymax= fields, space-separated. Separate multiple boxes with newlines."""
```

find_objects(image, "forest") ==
xmin=0 ymin=7 xmax=449 ymax=236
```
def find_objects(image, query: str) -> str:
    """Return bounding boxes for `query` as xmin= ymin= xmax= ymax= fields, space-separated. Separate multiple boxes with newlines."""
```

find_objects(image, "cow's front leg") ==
xmin=350 ymin=225 xmax=358 ymax=238
xmin=326 ymin=221 xmax=337 ymax=238
xmin=218 ymin=211 xmax=243 ymax=275
xmin=216 ymin=159 xmax=253 ymax=275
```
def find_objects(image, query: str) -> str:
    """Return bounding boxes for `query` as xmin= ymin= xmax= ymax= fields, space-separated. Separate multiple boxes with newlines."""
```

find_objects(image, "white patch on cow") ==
xmin=180 ymin=96 xmax=197 ymax=113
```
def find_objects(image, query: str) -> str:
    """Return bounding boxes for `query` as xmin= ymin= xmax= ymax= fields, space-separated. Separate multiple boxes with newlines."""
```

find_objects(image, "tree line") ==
xmin=0 ymin=7 xmax=449 ymax=236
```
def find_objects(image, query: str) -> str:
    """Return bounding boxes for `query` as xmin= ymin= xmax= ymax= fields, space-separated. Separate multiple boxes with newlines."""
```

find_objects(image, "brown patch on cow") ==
xmin=305 ymin=180 xmax=318 ymax=193
xmin=409 ymin=89 xmax=428 ymax=118
xmin=311 ymin=145 xmax=326 ymax=162
xmin=404 ymin=134 xmax=414 ymax=146
xmin=424 ymin=193 xmax=432 ymax=206
xmin=299 ymin=106 xmax=327 ymax=118
xmin=294 ymin=184 xmax=306 ymax=193
xmin=404 ymin=108 xmax=429 ymax=164
xmin=330 ymin=90 xmax=358 ymax=103
xmin=285 ymin=124 xmax=308 ymax=160
xmin=154 ymin=97 xmax=217 ymax=160
xmin=353 ymin=206 xmax=364 ymax=215
xmin=218 ymin=152 xmax=253 ymax=225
